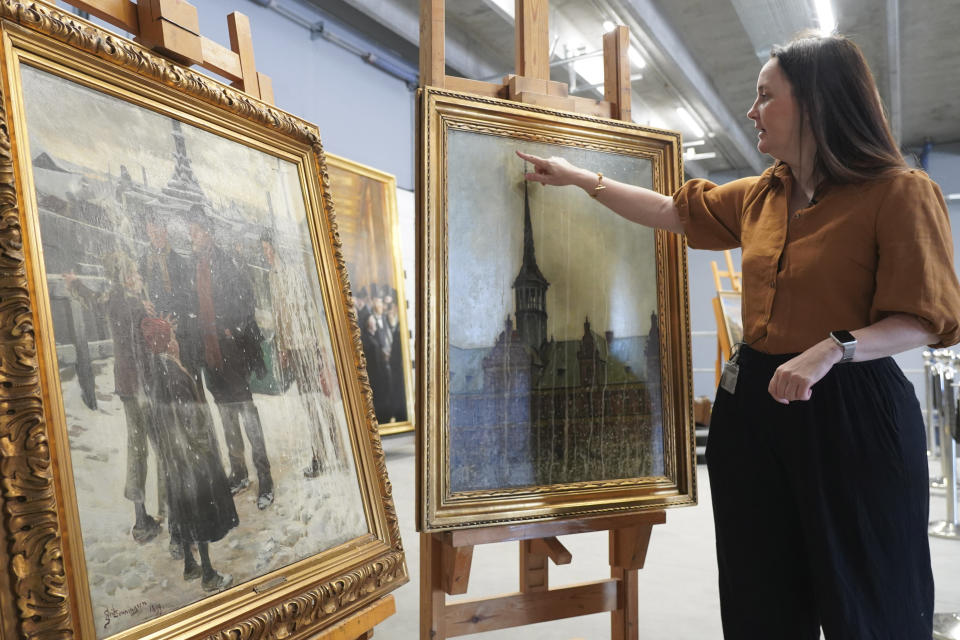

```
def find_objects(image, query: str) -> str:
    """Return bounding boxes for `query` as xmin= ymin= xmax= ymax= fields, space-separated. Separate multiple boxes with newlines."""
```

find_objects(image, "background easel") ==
xmin=46 ymin=2 xmax=395 ymax=638
xmin=419 ymin=1 xmax=666 ymax=637
xmin=711 ymin=250 xmax=741 ymax=384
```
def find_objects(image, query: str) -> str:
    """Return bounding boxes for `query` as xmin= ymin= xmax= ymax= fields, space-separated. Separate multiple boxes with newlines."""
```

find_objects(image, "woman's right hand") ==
xmin=516 ymin=151 xmax=589 ymax=187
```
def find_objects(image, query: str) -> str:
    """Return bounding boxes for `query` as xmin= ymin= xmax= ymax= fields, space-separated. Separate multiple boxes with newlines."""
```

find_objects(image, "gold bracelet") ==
xmin=591 ymin=172 xmax=606 ymax=198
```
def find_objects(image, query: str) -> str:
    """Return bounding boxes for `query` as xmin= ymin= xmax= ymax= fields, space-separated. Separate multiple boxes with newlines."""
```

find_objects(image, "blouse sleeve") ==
xmin=673 ymin=176 xmax=759 ymax=250
xmin=871 ymin=170 xmax=960 ymax=348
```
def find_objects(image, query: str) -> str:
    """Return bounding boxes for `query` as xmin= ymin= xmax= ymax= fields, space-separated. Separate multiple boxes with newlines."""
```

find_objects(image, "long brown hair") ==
xmin=771 ymin=34 xmax=907 ymax=183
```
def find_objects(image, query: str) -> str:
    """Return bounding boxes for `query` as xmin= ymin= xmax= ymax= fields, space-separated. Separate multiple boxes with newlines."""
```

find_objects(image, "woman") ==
xmin=140 ymin=316 xmax=238 ymax=592
xmin=520 ymin=34 xmax=960 ymax=639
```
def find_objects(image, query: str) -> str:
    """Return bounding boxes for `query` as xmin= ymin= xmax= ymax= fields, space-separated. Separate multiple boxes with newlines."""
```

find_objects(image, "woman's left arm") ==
xmin=768 ymin=313 xmax=936 ymax=404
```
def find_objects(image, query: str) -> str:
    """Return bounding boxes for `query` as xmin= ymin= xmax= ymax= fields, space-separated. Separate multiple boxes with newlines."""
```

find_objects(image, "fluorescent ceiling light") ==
xmin=676 ymin=107 xmax=705 ymax=138
xmin=572 ymin=55 xmax=606 ymax=87
xmin=631 ymin=112 xmax=667 ymax=130
xmin=814 ymin=0 xmax=836 ymax=35
xmin=682 ymin=139 xmax=705 ymax=147
xmin=685 ymin=150 xmax=717 ymax=161
xmin=628 ymin=46 xmax=646 ymax=69
xmin=486 ymin=0 xmax=514 ymax=19
xmin=948 ymin=193 xmax=960 ymax=201
xmin=603 ymin=20 xmax=616 ymax=33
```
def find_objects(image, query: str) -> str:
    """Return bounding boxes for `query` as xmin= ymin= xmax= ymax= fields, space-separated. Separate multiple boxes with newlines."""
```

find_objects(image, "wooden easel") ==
xmin=58 ymin=0 xmax=274 ymax=103
xmin=711 ymin=250 xmax=741 ymax=384
xmin=51 ymin=2 xmax=394 ymax=639
xmin=419 ymin=1 xmax=666 ymax=638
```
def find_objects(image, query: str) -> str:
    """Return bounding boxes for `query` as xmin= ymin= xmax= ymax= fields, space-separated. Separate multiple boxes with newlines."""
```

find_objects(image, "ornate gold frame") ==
xmin=0 ymin=4 xmax=406 ymax=640
xmin=416 ymin=87 xmax=695 ymax=531
xmin=325 ymin=154 xmax=414 ymax=436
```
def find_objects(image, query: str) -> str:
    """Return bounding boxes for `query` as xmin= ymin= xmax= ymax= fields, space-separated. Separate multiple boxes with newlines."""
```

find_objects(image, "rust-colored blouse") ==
xmin=674 ymin=162 xmax=960 ymax=354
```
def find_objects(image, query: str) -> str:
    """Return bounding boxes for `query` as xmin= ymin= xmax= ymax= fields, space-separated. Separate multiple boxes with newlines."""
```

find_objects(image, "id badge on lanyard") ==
xmin=719 ymin=342 xmax=742 ymax=395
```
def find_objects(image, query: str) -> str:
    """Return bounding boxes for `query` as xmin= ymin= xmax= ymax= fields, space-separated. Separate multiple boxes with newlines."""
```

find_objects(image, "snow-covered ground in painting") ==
xmin=61 ymin=359 xmax=368 ymax=638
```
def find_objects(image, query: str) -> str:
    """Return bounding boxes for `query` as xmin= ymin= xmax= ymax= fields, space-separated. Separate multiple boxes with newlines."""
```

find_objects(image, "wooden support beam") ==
xmin=603 ymin=25 xmax=632 ymax=121
xmin=445 ymin=579 xmax=619 ymax=636
xmin=137 ymin=0 xmax=203 ymax=66
xmin=570 ymin=95 xmax=613 ymax=118
xmin=419 ymin=0 xmax=445 ymax=88
xmin=609 ymin=523 xmax=655 ymax=571
xmin=200 ymin=36 xmax=242 ymax=80
xmin=514 ymin=0 xmax=549 ymax=80
xmin=317 ymin=595 xmax=396 ymax=640
xmin=449 ymin=511 xmax=665 ymax=547
xmin=441 ymin=541 xmax=473 ymax=595
xmin=227 ymin=12 xmax=259 ymax=96
xmin=530 ymin=536 xmax=572 ymax=565
xmin=67 ymin=0 xmax=138 ymax=33
xmin=504 ymin=75 xmax=568 ymax=100
xmin=444 ymin=76 xmax=505 ymax=98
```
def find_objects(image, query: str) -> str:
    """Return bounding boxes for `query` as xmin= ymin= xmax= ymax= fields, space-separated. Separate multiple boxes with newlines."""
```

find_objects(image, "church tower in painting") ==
xmin=512 ymin=181 xmax=549 ymax=353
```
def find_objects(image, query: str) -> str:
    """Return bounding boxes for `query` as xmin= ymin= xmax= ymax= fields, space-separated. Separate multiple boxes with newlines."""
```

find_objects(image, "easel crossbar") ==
xmin=444 ymin=579 xmax=619 ymax=636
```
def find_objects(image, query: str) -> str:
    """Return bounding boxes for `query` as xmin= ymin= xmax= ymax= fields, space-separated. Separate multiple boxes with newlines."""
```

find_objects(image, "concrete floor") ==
xmin=378 ymin=433 xmax=960 ymax=639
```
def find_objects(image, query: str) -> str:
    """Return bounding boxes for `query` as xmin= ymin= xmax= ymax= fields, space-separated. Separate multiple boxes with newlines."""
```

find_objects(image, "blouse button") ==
xmin=769 ymin=281 xmax=775 ymax=288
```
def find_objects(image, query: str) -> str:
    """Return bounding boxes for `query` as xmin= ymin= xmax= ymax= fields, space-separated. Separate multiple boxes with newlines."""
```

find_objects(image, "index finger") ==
xmin=516 ymin=150 xmax=547 ymax=166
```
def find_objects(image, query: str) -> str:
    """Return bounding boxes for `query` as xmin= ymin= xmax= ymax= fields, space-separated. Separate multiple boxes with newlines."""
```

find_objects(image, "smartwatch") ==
xmin=830 ymin=330 xmax=857 ymax=362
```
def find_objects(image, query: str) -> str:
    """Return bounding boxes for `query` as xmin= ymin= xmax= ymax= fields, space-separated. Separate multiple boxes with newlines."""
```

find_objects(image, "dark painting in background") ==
xmin=327 ymin=155 xmax=414 ymax=434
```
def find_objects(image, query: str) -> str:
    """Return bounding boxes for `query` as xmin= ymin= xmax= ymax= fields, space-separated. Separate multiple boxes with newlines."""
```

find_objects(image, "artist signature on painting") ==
xmin=103 ymin=602 xmax=163 ymax=630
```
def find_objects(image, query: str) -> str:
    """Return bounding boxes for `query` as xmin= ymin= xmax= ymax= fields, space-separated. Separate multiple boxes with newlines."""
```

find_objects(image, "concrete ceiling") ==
xmin=308 ymin=0 xmax=960 ymax=176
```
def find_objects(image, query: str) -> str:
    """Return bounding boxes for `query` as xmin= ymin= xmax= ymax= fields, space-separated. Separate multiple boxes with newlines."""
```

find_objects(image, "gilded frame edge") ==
xmin=0 ymin=4 xmax=407 ymax=640
xmin=416 ymin=86 xmax=696 ymax=532
xmin=324 ymin=153 xmax=415 ymax=437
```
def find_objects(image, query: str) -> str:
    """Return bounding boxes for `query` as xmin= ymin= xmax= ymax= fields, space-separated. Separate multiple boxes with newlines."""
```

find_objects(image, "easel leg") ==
xmin=611 ymin=565 xmax=638 ymax=640
xmin=609 ymin=525 xmax=652 ymax=640
xmin=420 ymin=533 xmax=447 ymax=640
xmin=519 ymin=539 xmax=548 ymax=592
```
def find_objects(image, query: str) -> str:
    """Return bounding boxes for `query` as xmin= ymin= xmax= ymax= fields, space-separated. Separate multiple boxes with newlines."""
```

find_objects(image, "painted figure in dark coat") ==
xmin=65 ymin=255 xmax=164 ymax=544
xmin=141 ymin=316 xmax=236 ymax=592
xmin=361 ymin=313 xmax=392 ymax=420
xmin=140 ymin=218 xmax=201 ymax=374
xmin=188 ymin=210 xmax=274 ymax=510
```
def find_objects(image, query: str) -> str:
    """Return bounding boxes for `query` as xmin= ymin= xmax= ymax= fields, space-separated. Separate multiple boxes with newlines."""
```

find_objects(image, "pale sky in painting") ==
xmin=18 ymin=63 xmax=305 ymax=225
xmin=448 ymin=130 xmax=658 ymax=349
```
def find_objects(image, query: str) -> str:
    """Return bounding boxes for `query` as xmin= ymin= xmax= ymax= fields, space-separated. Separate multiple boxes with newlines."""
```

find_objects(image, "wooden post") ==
xmin=419 ymin=0 xmax=445 ymax=88
xmin=227 ymin=12 xmax=259 ymax=96
xmin=519 ymin=539 xmax=549 ymax=593
xmin=420 ymin=532 xmax=447 ymax=639
xmin=603 ymin=25 xmax=632 ymax=121
xmin=515 ymin=0 xmax=549 ymax=80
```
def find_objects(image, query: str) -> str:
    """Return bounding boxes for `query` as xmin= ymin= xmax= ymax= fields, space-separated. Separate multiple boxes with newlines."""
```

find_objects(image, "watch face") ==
xmin=832 ymin=330 xmax=856 ymax=344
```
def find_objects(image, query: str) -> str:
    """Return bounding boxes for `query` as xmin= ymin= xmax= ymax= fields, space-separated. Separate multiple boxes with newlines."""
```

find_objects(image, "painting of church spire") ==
xmin=512 ymin=180 xmax=549 ymax=352
xmin=161 ymin=119 xmax=209 ymax=205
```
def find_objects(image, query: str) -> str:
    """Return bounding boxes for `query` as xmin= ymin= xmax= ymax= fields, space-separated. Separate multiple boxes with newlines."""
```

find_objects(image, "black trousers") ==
xmin=708 ymin=346 xmax=934 ymax=639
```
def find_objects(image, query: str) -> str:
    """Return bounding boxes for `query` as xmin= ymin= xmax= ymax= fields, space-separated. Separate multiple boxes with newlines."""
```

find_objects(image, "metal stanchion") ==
xmin=928 ymin=357 xmax=960 ymax=640
xmin=932 ymin=351 xmax=951 ymax=489
xmin=925 ymin=349 xmax=939 ymax=459
xmin=934 ymin=612 xmax=960 ymax=640
xmin=930 ymin=362 xmax=960 ymax=539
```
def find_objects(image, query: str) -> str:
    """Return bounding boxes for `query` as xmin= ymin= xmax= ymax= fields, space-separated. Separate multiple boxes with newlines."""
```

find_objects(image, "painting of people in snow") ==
xmin=19 ymin=64 xmax=367 ymax=637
